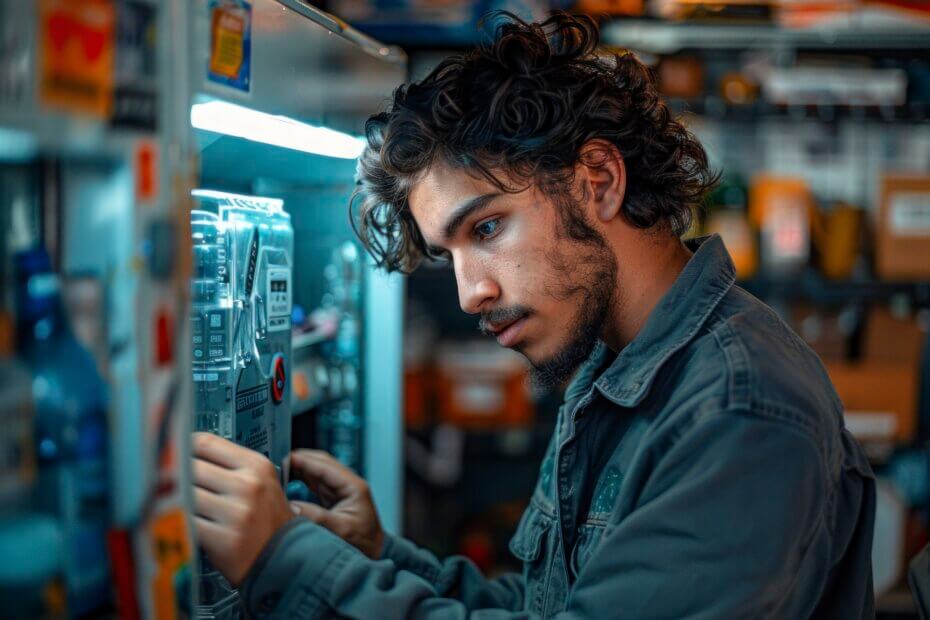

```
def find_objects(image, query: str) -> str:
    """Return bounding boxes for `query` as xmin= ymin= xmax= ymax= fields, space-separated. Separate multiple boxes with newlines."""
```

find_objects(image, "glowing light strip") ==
xmin=190 ymin=100 xmax=365 ymax=160
xmin=0 ymin=127 xmax=38 ymax=161
xmin=191 ymin=188 xmax=284 ymax=210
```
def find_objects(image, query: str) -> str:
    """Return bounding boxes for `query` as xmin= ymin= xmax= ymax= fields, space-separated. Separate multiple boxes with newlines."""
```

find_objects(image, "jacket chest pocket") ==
xmin=509 ymin=503 xmax=557 ymax=615
xmin=569 ymin=522 xmax=607 ymax=583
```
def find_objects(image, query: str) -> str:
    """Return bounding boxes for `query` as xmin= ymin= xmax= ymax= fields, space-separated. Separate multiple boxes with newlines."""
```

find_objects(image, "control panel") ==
xmin=189 ymin=190 xmax=293 ymax=619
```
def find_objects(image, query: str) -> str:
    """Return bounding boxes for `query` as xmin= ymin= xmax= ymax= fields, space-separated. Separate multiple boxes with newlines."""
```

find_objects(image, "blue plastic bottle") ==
xmin=14 ymin=248 xmax=112 ymax=618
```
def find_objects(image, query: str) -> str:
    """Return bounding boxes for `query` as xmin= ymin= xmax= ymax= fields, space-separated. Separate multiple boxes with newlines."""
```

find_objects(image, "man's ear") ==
xmin=579 ymin=140 xmax=626 ymax=223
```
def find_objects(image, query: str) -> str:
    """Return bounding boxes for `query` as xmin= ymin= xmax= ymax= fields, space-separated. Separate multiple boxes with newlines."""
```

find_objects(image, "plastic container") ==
xmin=14 ymin=247 xmax=112 ymax=617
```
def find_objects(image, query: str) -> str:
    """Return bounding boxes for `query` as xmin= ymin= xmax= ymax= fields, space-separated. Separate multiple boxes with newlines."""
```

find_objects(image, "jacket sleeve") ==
xmin=241 ymin=411 xmax=838 ymax=619
xmin=239 ymin=520 xmax=531 ymax=619
xmin=378 ymin=532 xmax=525 ymax=610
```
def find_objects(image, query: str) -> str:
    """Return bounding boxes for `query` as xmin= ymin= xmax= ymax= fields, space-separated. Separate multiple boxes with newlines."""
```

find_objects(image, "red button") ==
xmin=271 ymin=354 xmax=287 ymax=404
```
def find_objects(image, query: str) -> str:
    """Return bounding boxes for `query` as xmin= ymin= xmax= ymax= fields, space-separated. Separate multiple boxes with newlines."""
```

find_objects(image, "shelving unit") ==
xmin=740 ymin=273 xmax=930 ymax=306
xmin=601 ymin=18 xmax=930 ymax=54
xmin=667 ymin=98 xmax=930 ymax=125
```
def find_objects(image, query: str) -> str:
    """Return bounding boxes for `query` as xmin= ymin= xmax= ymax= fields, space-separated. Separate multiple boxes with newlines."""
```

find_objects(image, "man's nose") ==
xmin=454 ymin=258 xmax=499 ymax=314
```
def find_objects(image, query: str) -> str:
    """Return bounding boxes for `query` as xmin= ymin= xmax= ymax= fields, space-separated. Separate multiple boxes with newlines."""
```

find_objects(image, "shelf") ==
xmin=739 ymin=272 xmax=930 ymax=305
xmin=601 ymin=19 xmax=930 ymax=54
xmin=667 ymin=97 xmax=930 ymax=125
xmin=292 ymin=327 xmax=335 ymax=351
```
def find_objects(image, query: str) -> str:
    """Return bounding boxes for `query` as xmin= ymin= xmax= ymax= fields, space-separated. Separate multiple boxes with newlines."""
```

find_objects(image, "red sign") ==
xmin=135 ymin=141 xmax=158 ymax=202
xmin=39 ymin=0 xmax=115 ymax=118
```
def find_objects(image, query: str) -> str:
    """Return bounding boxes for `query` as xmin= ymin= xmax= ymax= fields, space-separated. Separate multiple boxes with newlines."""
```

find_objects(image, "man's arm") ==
xmin=287 ymin=449 xmax=526 ymax=611
xmin=191 ymin=435 xmax=526 ymax=615
xmin=241 ymin=521 xmax=527 ymax=618
xmin=230 ymin=410 xmax=848 ymax=619
xmin=379 ymin=533 xmax=526 ymax=610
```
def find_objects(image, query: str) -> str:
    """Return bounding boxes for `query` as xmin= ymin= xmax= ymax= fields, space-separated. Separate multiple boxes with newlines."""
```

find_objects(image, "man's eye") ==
xmin=474 ymin=218 xmax=502 ymax=240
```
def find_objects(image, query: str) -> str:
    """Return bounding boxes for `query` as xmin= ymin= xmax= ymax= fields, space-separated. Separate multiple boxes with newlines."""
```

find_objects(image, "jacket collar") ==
xmin=565 ymin=235 xmax=735 ymax=408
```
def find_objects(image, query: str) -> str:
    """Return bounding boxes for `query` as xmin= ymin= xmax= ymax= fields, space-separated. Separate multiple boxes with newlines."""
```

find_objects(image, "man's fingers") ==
xmin=194 ymin=515 xmax=229 ymax=549
xmin=193 ymin=432 xmax=248 ymax=469
xmin=290 ymin=501 xmax=336 ymax=530
xmin=193 ymin=458 xmax=239 ymax=494
xmin=289 ymin=450 xmax=359 ymax=498
xmin=194 ymin=487 xmax=240 ymax=523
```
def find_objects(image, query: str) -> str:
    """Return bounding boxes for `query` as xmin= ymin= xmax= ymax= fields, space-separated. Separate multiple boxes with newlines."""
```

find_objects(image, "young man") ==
xmin=192 ymin=14 xmax=876 ymax=619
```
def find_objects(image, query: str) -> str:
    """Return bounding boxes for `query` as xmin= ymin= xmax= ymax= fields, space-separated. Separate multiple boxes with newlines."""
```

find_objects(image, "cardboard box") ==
xmin=435 ymin=342 xmax=533 ymax=430
xmin=863 ymin=306 xmax=926 ymax=366
xmin=404 ymin=366 xmax=433 ymax=429
xmin=790 ymin=305 xmax=850 ymax=362
xmin=825 ymin=361 xmax=918 ymax=443
xmin=876 ymin=175 xmax=930 ymax=280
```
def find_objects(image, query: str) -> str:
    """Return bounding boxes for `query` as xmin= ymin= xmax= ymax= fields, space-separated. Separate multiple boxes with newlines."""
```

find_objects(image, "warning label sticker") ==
xmin=208 ymin=0 xmax=251 ymax=92
xmin=889 ymin=192 xmax=930 ymax=237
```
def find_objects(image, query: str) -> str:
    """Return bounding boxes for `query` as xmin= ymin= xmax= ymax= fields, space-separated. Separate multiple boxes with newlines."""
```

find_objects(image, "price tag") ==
xmin=889 ymin=192 xmax=930 ymax=237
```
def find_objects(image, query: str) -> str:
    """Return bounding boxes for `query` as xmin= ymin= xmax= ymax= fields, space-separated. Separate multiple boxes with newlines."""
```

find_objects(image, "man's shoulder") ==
xmin=666 ymin=285 xmax=844 ymax=442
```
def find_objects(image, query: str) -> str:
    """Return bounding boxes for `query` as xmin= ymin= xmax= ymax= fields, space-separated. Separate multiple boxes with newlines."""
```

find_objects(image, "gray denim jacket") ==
xmin=241 ymin=235 xmax=876 ymax=619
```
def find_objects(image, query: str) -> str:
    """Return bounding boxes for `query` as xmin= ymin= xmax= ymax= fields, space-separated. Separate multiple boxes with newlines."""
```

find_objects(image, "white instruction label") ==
xmin=265 ymin=267 xmax=291 ymax=332
xmin=889 ymin=192 xmax=930 ymax=237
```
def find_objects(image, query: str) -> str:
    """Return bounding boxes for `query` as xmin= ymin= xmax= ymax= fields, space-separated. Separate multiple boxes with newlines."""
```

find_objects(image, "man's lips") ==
xmin=491 ymin=315 xmax=528 ymax=347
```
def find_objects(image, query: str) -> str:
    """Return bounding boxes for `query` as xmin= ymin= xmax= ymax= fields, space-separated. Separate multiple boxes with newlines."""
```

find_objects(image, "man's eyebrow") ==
xmin=441 ymin=193 xmax=501 ymax=243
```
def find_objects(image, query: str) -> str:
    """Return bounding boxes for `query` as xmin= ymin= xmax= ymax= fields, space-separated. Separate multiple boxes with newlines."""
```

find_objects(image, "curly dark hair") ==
xmin=352 ymin=12 xmax=717 ymax=273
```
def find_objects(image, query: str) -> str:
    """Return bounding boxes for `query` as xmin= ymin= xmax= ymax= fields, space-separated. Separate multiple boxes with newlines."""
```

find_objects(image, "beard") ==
xmin=480 ymin=196 xmax=618 ymax=392
xmin=526 ymin=241 xmax=616 ymax=391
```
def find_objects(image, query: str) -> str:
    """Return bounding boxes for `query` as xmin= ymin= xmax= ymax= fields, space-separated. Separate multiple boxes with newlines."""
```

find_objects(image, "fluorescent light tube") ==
xmin=191 ymin=188 xmax=284 ymax=210
xmin=191 ymin=100 xmax=365 ymax=160
xmin=0 ymin=127 xmax=38 ymax=161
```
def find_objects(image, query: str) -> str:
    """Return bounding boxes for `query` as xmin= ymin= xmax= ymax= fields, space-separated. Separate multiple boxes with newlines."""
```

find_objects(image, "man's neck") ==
xmin=601 ymin=233 xmax=693 ymax=352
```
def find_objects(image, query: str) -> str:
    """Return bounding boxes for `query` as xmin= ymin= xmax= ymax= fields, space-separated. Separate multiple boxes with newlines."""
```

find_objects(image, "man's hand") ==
xmin=192 ymin=432 xmax=295 ymax=586
xmin=288 ymin=449 xmax=385 ymax=559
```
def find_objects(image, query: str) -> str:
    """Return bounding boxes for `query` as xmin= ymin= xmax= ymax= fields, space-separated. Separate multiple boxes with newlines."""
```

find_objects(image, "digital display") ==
xmin=271 ymin=280 xmax=287 ymax=293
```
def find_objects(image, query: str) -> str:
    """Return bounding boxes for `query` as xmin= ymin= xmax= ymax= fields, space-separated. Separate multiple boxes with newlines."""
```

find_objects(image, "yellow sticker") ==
xmin=208 ymin=1 xmax=251 ymax=91
xmin=150 ymin=509 xmax=192 ymax=620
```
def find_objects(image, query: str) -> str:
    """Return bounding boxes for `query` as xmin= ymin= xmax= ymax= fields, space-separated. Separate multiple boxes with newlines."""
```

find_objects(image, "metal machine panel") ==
xmin=186 ymin=0 xmax=406 ymax=538
xmin=190 ymin=189 xmax=293 ymax=618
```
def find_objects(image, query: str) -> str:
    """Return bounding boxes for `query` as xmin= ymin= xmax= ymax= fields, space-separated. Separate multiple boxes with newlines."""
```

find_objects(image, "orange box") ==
xmin=749 ymin=175 xmax=813 ymax=273
xmin=790 ymin=306 xmax=849 ymax=362
xmin=825 ymin=361 xmax=918 ymax=444
xmin=435 ymin=343 xmax=533 ymax=430
xmin=404 ymin=366 xmax=433 ymax=429
xmin=574 ymin=0 xmax=644 ymax=17
xmin=876 ymin=174 xmax=930 ymax=280
xmin=658 ymin=56 xmax=704 ymax=100
xmin=863 ymin=306 xmax=926 ymax=366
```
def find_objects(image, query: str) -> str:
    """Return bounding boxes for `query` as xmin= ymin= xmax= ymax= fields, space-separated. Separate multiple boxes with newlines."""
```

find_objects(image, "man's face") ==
xmin=408 ymin=163 xmax=618 ymax=389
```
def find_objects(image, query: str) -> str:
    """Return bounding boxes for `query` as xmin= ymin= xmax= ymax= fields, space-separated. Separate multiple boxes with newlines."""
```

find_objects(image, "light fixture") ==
xmin=190 ymin=100 xmax=365 ymax=160
xmin=0 ymin=127 xmax=38 ymax=162
xmin=191 ymin=189 xmax=285 ymax=214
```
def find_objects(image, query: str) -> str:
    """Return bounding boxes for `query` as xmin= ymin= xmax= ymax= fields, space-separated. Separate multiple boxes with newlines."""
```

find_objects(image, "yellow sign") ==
xmin=208 ymin=1 xmax=251 ymax=91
